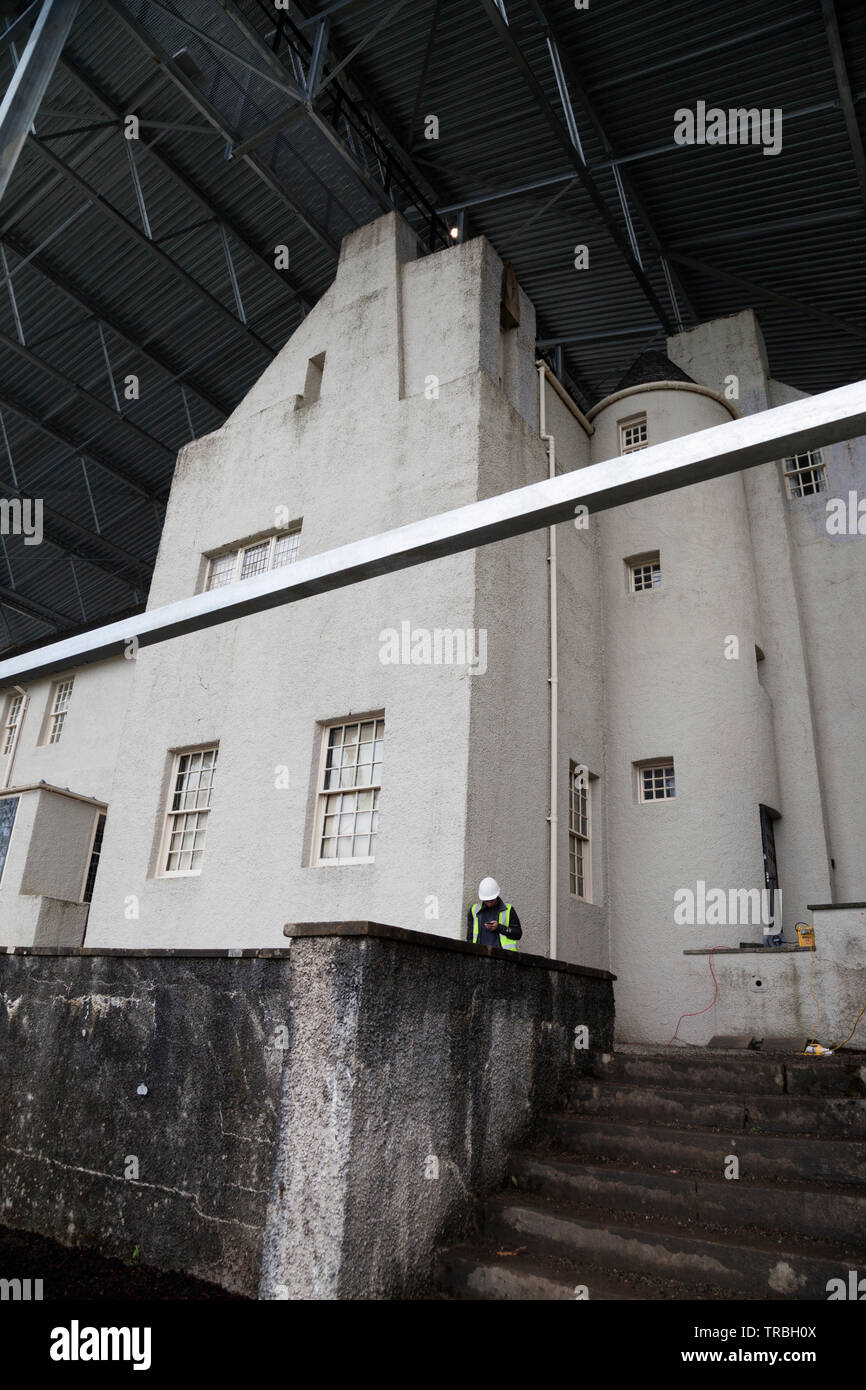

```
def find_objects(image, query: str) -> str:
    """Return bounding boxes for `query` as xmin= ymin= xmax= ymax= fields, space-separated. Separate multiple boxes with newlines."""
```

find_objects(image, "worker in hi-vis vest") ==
xmin=466 ymin=876 xmax=523 ymax=952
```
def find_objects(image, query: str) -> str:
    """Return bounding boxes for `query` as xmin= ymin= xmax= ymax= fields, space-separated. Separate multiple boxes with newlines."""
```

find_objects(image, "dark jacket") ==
xmin=465 ymin=897 xmax=523 ymax=949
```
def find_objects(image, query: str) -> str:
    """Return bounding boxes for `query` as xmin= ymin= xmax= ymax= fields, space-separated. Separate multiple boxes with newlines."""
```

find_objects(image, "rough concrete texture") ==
xmin=0 ymin=952 xmax=289 ymax=1295
xmin=260 ymin=927 xmax=614 ymax=1299
xmin=0 ymin=930 xmax=612 ymax=1299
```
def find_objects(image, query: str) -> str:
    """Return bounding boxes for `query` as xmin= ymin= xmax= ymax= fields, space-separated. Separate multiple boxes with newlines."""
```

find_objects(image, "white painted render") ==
xmin=0 ymin=215 xmax=862 ymax=1047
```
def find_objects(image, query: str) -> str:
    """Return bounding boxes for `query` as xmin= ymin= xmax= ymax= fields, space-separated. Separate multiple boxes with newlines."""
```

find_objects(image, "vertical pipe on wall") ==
xmin=538 ymin=362 xmax=558 ymax=959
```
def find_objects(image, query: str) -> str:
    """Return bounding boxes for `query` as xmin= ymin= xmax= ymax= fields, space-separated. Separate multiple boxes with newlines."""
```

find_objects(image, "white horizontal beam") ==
xmin=2 ymin=379 xmax=865 ymax=686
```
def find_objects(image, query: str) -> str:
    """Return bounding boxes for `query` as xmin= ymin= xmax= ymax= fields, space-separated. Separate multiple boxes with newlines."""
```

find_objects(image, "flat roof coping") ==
xmin=284 ymin=920 xmax=615 ymax=979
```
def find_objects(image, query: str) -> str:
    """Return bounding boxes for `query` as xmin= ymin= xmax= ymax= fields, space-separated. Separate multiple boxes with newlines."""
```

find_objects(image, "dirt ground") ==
xmin=0 ymin=1225 xmax=248 ymax=1300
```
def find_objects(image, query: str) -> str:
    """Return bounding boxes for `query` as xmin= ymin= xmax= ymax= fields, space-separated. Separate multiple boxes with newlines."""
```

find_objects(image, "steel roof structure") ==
xmin=0 ymin=0 xmax=864 ymax=650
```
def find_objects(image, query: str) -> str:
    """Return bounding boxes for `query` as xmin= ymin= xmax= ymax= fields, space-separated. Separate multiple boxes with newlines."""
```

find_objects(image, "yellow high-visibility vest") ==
xmin=471 ymin=902 xmax=518 ymax=951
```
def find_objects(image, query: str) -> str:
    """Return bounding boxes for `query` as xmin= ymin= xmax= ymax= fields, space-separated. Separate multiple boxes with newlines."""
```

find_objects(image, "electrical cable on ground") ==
xmin=800 ymin=924 xmax=822 ymax=1048
xmin=833 ymin=998 xmax=866 ymax=1052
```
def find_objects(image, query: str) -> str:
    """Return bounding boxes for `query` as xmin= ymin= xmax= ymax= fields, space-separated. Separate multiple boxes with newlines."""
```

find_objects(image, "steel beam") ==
xmin=298 ymin=0 xmax=376 ymax=25
xmin=0 ymin=583 xmax=76 ymax=629
xmin=0 ymin=385 xmax=163 ymax=502
xmin=0 ymin=67 xmax=165 ymax=238
xmin=312 ymin=1 xmax=409 ymax=99
xmin=666 ymin=250 xmax=866 ymax=343
xmin=0 ymin=480 xmax=149 ymax=587
xmin=0 ymin=325 xmax=178 ymax=465
xmin=477 ymin=0 xmax=674 ymax=334
xmin=220 ymin=0 xmax=393 ymax=214
xmin=0 ymin=228 xmax=233 ymax=419
xmin=0 ymin=0 xmax=80 ymax=206
xmin=821 ymin=0 xmax=866 ymax=215
xmin=0 ymin=3 xmax=42 ymax=62
xmin=28 ymin=138 xmax=278 ymax=359
xmin=2 ymin=379 xmax=864 ymax=685
xmin=525 ymin=0 xmax=696 ymax=328
xmin=668 ymin=206 xmax=864 ymax=252
xmin=138 ymin=0 xmax=306 ymax=102
xmin=226 ymin=0 xmax=451 ymax=245
xmin=102 ymin=0 xmax=340 ymax=258
xmin=306 ymin=16 xmax=330 ymax=96
xmin=537 ymin=325 xmax=662 ymax=347
xmin=59 ymin=53 xmax=312 ymax=312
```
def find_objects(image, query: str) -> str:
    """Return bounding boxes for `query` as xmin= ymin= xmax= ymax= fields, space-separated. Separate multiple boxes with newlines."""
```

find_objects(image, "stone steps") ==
xmin=541 ymin=1112 xmax=866 ymax=1182
xmin=479 ymin=1192 xmax=855 ymax=1300
xmin=577 ymin=1048 xmax=866 ymax=1097
xmin=435 ymin=1048 xmax=866 ymax=1299
xmin=567 ymin=1078 xmax=866 ymax=1136
xmin=511 ymin=1151 xmax=866 ymax=1246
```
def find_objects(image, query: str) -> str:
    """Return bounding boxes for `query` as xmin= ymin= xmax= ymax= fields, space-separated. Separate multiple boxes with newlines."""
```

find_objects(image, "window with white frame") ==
xmin=569 ymin=762 xmax=591 ymax=900
xmin=205 ymin=527 xmax=302 ymax=591
xmin=783 ymin=450 xmax=827 ymax=498
xmin=619 ymin=415 xmax=648 ymax=454
xmin=637 ymin=760 xmax=676 ymax=802
xmin=2 ymin=693 xmax=23 ymax=755
xmin=47 ymin=678 xmax=74 ymax=744
xmin=628 ymin=552 xmax=661 ymax=592
xmin=160 ymin=746 xmax=218 ymax=875
xmin=315 ymin=718 xmax=383 ymax=863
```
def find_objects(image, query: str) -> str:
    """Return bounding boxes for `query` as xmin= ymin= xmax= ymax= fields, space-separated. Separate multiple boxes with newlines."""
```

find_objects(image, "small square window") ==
xmin=627 ymin=552 xmax=661 ymax=592
xmin=637 ymin=760 xmax=676 ymax=802
xmin=783 ymin=451 xmax=826 ymax=498
xmin=620 ymin=415 xmax=648 ymax=454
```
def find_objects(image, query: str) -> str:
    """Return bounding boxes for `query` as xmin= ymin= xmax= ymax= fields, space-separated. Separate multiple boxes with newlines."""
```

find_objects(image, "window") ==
xmin=2 ymin=693 xmax=23 ymax=755
xmin=82 ymin=812 xmax=106 ymax=903
xmin=315 ymin=718 xmax=383 ymax=864
xmin=160 ymin=747 xmax=218 ymax=875
xmin=638 ymin=760 xmax=676 ymax=802
xmin=205 ymin=527 xmax=301 ymax=592
xmin=47 ymin=678 xmax=74 ymax=744
xmin=628 ymin=553 xmax=661 ymax=592
xmin=619 ymin=415 xmax=648 ymax=454
xmin=569 ymin=762 xmax=591 ymax=900
xmin=0 ymin=795 xmax=18 ymax=883
xmin=783 ymin=450 xmax=826 ymax=498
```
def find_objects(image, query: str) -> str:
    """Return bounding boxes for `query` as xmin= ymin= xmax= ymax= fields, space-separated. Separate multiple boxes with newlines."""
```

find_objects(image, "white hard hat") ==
xmin=478 ymin=876 xmax=500 ymax=901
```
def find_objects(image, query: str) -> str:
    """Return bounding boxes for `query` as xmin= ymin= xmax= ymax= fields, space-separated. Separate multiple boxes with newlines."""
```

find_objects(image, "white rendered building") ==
xmin=1 ymin=212 xmax=863 ymax=1044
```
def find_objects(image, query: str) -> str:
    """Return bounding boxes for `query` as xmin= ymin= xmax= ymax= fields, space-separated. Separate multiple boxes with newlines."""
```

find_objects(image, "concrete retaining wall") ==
xmin=0 ymin=926 xmax=614 ymax=1298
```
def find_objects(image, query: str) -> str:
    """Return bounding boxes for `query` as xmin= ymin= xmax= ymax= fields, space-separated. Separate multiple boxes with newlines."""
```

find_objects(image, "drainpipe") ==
xmin=1 ymin=685 xmax=28 ymax=791
xmin=537 ymin=361 xmax=558 ymax=961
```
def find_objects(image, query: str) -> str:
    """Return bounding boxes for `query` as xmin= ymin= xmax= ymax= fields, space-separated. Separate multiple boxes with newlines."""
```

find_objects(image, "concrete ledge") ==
xmin=283 ymin=919 xmax=615 ymax=979
xmin=683 ymin=945 xmax=812 ymax=955
xmin=4 ymin=945 xmax=294 ymax=957
xmin=807 ymin=902 xmax=866 ymax=911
